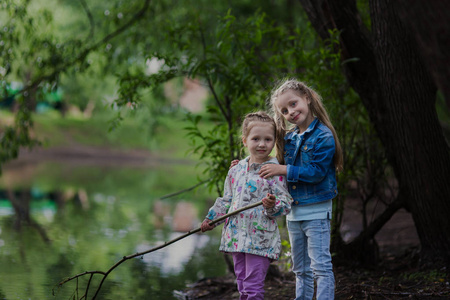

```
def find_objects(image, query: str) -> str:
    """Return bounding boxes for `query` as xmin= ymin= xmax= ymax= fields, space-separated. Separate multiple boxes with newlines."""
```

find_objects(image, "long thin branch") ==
xmin=348 ymin=193 xmax=405 ymax=246
xmin=198 ymin=25 xmax=228 ymax=119
xmin=56 ymin=200 xmax=263 ymax=299
xmin=78 ymin=0 xmax=95 ymax=41
xmin=159 ymin=179 xmax=211 ymax=200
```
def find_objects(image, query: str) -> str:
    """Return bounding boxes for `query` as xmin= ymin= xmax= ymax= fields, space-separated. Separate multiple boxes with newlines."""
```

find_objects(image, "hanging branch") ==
xmin=54 ymin=200 xmax=264 ymax=300
xmin=12 ymin=0 xmax=152 ymax=100
xmin=158 ymin=178 xmax=211 ymax=200
xmin=78 ymin=0 xmax=95 ymax=41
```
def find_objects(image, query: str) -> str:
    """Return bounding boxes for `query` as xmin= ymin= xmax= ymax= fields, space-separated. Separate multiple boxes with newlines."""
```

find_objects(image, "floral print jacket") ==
xmin=205 ymin=157 xmax=292 ymax=260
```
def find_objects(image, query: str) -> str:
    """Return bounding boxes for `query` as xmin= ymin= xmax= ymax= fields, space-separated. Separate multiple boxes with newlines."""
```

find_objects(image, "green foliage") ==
xmin=279 ymin=239 xmax=292 ymax=272
xmin=0 ymin=96 xmax=40 ymax=174
xmin=436 ymin=91 xmax=450 ymax=143
xmin=0 ymin=0 xmax=394 ymax=266
xmin=111 ymin=10 xmax=351 ymax=194
xmin=0 ymin=0 xmax=153 ymax=171
xmin=2 ymin=0 xmax=364 ymax=194
xmin=402 ymin=269 xmax=447 ymax=283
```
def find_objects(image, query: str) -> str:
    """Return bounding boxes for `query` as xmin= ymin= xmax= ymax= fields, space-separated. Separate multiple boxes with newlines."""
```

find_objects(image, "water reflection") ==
xmin=137 ymin=232 xmax=210 ymax=274
xmin=141 ymin=200 xmax=210 ymax=274
xmin=0 ymin=161 xmax=227 ymax=299
xmin=0 ymin=188 xmax=52 ymax=243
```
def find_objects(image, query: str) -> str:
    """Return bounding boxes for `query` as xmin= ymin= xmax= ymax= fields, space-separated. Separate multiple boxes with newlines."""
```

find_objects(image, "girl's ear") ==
xmin=242 ymin=137 xmax=247 ymax=147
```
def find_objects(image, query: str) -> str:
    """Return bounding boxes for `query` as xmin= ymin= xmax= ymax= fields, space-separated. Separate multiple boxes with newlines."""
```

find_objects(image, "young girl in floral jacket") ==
xmin=201 ymin=111 xmax=292 ymax=300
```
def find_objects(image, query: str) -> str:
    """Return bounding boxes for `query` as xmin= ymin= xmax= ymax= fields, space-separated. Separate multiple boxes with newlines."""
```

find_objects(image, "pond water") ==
xmin=0 ymin=157 xmax=227 ymax=299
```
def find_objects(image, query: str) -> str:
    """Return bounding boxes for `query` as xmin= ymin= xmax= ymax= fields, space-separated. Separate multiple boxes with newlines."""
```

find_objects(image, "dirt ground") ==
xmin=177 ymin=249 xmax=450 ymax=299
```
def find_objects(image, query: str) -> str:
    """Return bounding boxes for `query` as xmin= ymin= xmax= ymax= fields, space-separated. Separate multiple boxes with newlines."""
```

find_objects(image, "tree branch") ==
xmin=78 ymin=0 xmax=95 ymax=41
xmin=19 ymin=0 xmax=152 ymax=98
xmin=349 ymin=193 xmax=405 ymax=245
xmin=297 ymin=0 xmax=333 ymax=40
xmin=298 ymin=0 xmax=378 ymax=109
xmin=394 ymin=0 xmax=450 ymax=109
xmin=198 ymin=25 xmax=228 ymax=120
xmin=55 ymin=200 xmax=263 ymax=299
xmin=159 ymin=179 xmax=211 ymax=200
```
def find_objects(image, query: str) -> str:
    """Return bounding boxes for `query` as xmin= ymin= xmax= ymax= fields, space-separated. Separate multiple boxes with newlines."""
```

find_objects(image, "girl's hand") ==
xmin=262 ymin=193 xmax=276 ymax=209
xmin=201 ymin=219 xmax=214 ymax=232
xmin=259 ymin=164 xmax=287 ymax=179
xmin=230 ymin=159 xmax=239 ymax=169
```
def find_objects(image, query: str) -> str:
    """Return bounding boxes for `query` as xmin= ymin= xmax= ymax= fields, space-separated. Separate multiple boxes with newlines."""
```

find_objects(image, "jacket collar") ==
xmin=285 ymin=117 xmax=319 ymax=141
xmin=241 ymin=156 xmax=279 ymax=173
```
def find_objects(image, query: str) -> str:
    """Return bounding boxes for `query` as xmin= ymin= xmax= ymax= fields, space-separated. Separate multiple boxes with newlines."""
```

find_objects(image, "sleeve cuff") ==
xmin=286 ymin=164 xmax=299 ymax=182
xmin=264 ymin=207 xmax=277 ymax=218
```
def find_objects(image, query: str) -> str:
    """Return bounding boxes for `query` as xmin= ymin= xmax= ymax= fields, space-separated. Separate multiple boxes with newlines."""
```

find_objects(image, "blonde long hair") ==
xmin=269 ymin=79 xmax=343 ymax=172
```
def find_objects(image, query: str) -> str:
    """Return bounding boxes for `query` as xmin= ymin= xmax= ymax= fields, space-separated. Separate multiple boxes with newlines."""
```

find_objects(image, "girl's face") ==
xmin=276 ymin=89 xmax=314 ymax=132
xmin=242 ymin=122 xmax=275 ymax=164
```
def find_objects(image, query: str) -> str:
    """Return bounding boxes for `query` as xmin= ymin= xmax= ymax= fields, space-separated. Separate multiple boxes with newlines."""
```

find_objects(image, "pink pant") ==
xmin=232 ymin=253 xmax=271 ymax=300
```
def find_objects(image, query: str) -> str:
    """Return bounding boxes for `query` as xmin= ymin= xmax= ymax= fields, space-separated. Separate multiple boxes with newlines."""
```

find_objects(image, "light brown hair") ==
xmin=241 ymin=111 xmax=277 ymax=139
xmin=269 ymin=78 xmax=343 ymax=172
xmin=241 ymin=111 xmax=277 ymax=156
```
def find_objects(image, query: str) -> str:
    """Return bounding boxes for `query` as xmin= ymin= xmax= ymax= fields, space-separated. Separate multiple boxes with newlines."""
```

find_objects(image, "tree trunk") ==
xmin=298 ymin=0 xmax=450 ymax=262
xmin=394 ymin=0 xmax=450 ymax=109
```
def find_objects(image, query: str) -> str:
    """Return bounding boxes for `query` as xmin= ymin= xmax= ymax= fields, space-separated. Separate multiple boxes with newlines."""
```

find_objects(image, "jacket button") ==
xmin=292 ymin=185 xmax=296 ymax=189
xmin=294 ymin=201 xmax=298 ymax=205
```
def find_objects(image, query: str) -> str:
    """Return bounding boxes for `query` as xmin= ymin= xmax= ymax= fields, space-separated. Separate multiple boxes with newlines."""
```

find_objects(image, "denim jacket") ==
xmin=284 ymin=118 xmax=338 ymax=206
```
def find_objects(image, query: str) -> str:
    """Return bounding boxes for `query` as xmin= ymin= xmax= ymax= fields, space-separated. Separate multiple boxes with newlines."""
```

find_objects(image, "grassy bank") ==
xmin=1 ymin=108 xmax=210 ymax=160
xmin=0 ymin=107 xmax=218 ymax=210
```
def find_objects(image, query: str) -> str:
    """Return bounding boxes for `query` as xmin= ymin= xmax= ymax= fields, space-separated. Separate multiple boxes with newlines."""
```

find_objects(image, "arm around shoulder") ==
xmin=259 ymin=164 xmax=287 ymax=179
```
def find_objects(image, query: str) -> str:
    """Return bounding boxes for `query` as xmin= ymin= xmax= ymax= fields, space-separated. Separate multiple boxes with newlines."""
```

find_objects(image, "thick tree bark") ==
xmin=394 ymin=0 xmax=450 ymax=109
xmin=299 ymin=0 xmax=450 ymax=262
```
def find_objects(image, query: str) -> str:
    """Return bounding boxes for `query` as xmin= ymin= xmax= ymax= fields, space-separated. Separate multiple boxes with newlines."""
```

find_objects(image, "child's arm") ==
xmin=263 ymin=176 xmax=292 ymax=218
xmin=233 ymin=160 xmax=286 ymax=179
xmin=202 ymin=170 xmax=234 ymax=230
xmin=259 ymin=164 xmax=287 ymax=179
xmin=261 ymin=131 xmax=335 ymax=183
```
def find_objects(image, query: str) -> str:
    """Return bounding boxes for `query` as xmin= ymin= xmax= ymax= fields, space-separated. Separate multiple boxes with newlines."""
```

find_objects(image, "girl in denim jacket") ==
xmin=201 ymin=111 xmax=292 ymax=300
xmin=258 ymin=79 xmax=344 ymax=300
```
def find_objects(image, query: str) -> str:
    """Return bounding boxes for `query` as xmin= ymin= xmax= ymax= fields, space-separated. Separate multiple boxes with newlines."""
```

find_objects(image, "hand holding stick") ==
xmin=262 ymin=193 xmax=276 ymax=209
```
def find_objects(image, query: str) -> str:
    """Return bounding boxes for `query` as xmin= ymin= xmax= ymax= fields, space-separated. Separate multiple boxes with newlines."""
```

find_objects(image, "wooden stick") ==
xmin=207 ymin=200 xmax=263 ymax=226
xmin=56 ymin=200 xmax=263 ymax=299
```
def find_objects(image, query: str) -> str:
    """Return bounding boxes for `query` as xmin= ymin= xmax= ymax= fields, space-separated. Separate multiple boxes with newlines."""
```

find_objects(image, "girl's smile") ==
xmin=242 ymin=122 xmax=275 ymax=164
xmin=276 ymin=90 xmax=314 ymax=132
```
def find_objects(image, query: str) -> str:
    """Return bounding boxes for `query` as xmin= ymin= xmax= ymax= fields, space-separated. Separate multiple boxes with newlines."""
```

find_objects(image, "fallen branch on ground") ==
xmin=54 ymin=200 xmax=263 ymax=300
